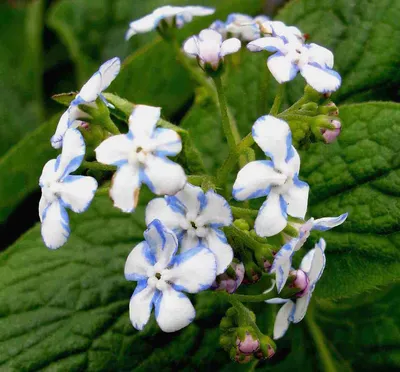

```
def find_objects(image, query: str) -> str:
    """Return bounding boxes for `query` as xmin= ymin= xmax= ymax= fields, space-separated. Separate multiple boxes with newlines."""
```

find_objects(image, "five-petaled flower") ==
xmin=125 ymin=219 xmax=217 ymax=332
xmin=272 ymin=213 xmax=348 ymax=292
xmin=267 ymin=238 xmax=326 ymax=339
xmin=95 ymin=104 xmax=186 ymax=213
xmin=51 ymin=57 xmax=121 ymax=149
xmin=233 ymin=115 xmax=309 ymax=237
xmin=183 ymin=29 xmax=241 ymax=70
xmin=146 ymin=183 xmax=233 ymax=274
xmin=125 ymin=5 xmax=215 ymax=40
xmin=247 ymin=36 xmax=341 ymax=93
xmin=39 ymin=129 xmax=98 ymax=249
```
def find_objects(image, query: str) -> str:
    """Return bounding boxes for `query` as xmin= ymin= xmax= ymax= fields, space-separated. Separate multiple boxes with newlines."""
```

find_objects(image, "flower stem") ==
xmin=101 ymin=115 xmax=121 ymax=135
xmin=230 ymin=290 xmax=277 ymax=303
xmin=258 ymin=66 xmax=271 ymax=116
xmin=280 ymin=95 xmax=309 ymax=115
xmin=82 ymin=161 xmax=116 ymax=172
xmin=270 ymin=83 xmax=285 ymax=116
xmin=212 ymin=74 xmax=239 ymax=152
xmin=305 ymin=307 xmax=338 ymax=372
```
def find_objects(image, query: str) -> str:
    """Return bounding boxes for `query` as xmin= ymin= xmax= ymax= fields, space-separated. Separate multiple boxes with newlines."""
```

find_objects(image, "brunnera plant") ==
xmin=1 ymin=3 xmax=400 ymax=371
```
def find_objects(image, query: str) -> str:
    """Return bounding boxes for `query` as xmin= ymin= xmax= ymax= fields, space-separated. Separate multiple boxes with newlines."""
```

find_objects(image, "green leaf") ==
xmin=0 ymin=115 xmax=58 ymax=224
xmin=0 ymin=0 xmax=45 ymax=156
xmin=302 ymin=102 xmax=400 ymax=299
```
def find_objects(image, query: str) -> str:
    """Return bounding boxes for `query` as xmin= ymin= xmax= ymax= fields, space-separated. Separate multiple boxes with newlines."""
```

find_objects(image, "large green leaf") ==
xmin=48 ymin=0 xmax=263 ymax=117
xmin=0 ymin=0 xmax=45 ymax=157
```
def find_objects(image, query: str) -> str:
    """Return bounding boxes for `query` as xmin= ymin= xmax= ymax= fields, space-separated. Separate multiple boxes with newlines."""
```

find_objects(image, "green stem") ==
xmin=231 ymin=206 xmax=258 ymax=219
xmin=217 ymin=133 xmax=254 ymax=188
xmin=96 ymin=187 xmax=110 ymax=196
xmin=270 ymin=83 xmax=285 ymax=116
xmin=258 ymin=66 xmax=270 ymax=116
xmin=101 ymin=115 xmax=121 ymax=135
xmin=225 ymin=225 xmax=270 ymax=253
xmin=305 ymin=308 xmax=338 ymax=372
xmin=278 ymin=113 xmax=314 ymax=122
xmin=82 ymin=161 xmax=116 ymax=172
xmin=280 ymin=95 xmax=309 ymax=115
xmin=230 ymin=290 xmax=277 ymax=303
xmin=212 ymin=74 xmax=238 ymax=152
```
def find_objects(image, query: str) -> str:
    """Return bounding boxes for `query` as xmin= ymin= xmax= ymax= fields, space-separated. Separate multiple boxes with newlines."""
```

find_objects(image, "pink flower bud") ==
xmin=236 ymin=332 xmax=260 ymax=355
xmin=321 ymin=119 xmax=341 ymax=143
xmin=212 ymin=262 xmax=245 ymax=293
xmin=291 ymin=269 xmax=309 ymax=297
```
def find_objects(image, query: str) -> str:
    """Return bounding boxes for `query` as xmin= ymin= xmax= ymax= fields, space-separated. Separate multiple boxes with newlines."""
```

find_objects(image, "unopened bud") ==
xmin=304 ymin=85 xmax=322 ymax=102
xmin=320 ymin=119 xmax=341 ymax=143
xmin=300 ymin=102 xmax=318 ymax=114
xmin=233 ymin=219 xmax=250 ymax=231
xmin=254 ymin=245 xmax=274 ymax=272
xmin=236 ymin=332 xmax=260 ymax=355
xmin=256 ymin=335 xmax=276 ymax=360
xmin=212 ymin=262 xmax=245 ymax=293
xmin=292 ymin=269 xmax=309 ymax=296
xmin=242 ymin=262 xmax=262 ymax=284
xmin=318 ymin=101 xmax=339 ymax=116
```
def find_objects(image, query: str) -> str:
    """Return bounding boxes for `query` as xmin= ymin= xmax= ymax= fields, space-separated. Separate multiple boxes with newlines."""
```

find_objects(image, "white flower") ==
xmin=273 ymin=213 xmax=348 ymax=292
xmin=51 ymin=57 xmax=121 ymax=149
xmin=267 ymin=238 xmax=326 ymax=339
xmin=225 ymin=13 xmax=269 ymax=41
xmin=233 ymin=115 xmax=309 ymax=237
xmin=183 ymin=29 xmax=241 ymax=70
xmin=95 ymin=105 xmax=186 ymax=213
xmin=247 ymin=37 xmax=341 ymax=93
xmin=125 ymin=220 xmax=217 ymax=332
xmin=125 ymin=5 xmax=215 ymax=40
xmin=146 ymin=183 xmax=233 ymax=274
xmin=39 ymin=129 xmax=98 ymax=249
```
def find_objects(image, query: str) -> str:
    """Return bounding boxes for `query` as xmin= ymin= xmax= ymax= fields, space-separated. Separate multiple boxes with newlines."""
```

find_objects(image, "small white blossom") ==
xmin=95 ymin=105 xmax=186 ymax=213
xmin=146 ymin=183 xmax=233 ymax=274
xmin=51 ymin=57 xmax=121 ymax=149
xmin=267 ymin=238 xmax=326 ymax=339
xmin=125 ymin=220 xmax=217 ymax=332
xmin=183 ymin=29 xmax=241 ymax=70
xmin=125 ymin=5 xmax=215 ymax=40
xmin=259 ymin=20 xmax=304 ymax=44
xmin=233 ymin=115 xmax=309 ymax=237
xmin=247 ymin=37 xmax=341 ymax=93
xmin=39 ymin=129 xmax=98 ymax=249
xmin=273 ymin=213 xmax=348 ymax=292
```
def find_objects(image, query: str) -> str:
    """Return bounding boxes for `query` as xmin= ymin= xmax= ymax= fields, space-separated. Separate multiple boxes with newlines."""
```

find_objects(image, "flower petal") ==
xmin=252 ymin=115 xmax=293 ymax=167
xmin=166 ymin=246 xmax=216 ymax=293
xmin=286 ymin=147 xmax=301 ymax=174
xmin=59 ymin=175 xmax=98 ymax=213
xmin=41 ymin=199 xmax=70 ymax=249
xmin=307 ymin=238 xmax=326 ymax=285
xmin=307 ymin=43 xmax=334 ymax=69
xmin=110 ymin=163 xmax=141 ymax=213
xmin=128 ymin=105 xmax=161 ymax=140
xmin=98 ymin=57 xmax=121 ymax=91
xmin=129 ymin=281 xmax=157 ymax=330
xmin=145 ymin=198 xmax=184 ymax=230
xmin=142 ymin=155 xmax=186 ymax=196
xmin=273 ymin=300 xmax=295 ymax=339
xmin=39 ymin=159 xmax=57 ymax=186
xmin=183 ymin=36 xmax=200 ymax=56
xmin=247 ymin=37 xmax=285 ymax=52
xmin=271 ymin=240 xmax=296 ymax=293
xmin=154 ymin=285 xmax=195 ymax=332
xmin=144 ymin=220 xmax=178 ymax=270
xmin=313 ymin=213 xmax=348 ymax=231
xmin=292 ymin=291 xmax=312 ymax=323
xmin=255 ymin=192 xmax=287 ymax=237
xmin=204 ymin=228 xmax=233 ymax=274
xmin=232 ymin=160 xmax=286 ymax=201
xmin=51 ymin=110 xmax=69 ymax=149
xmin=180 ymin=232 xmax=201 ymax=252
xmin=166 ymin=183 xmax=204 ymax=218
xmin=153 ymin=128 xmax=182 ymax=157
xmin=267 ymin=52 xmax=299 ymax=83
xmin=199 ymin=28 xmax=222 ymax=43
xmin=125 ymin=242 xmax=155 ymax=281
xmin=77 ymin=71 xmax=102 ymax=103
xmin=282 ymin=177 xmax=309 ymax=219
xmin=220 ymin=38 xmax=241 ymax=56
xmin=300 ymin=64 xmax=341 ymax=93
xmin=38 ymin=195 xmax=50 ymax=222
xmin=196 ymin=190 xmax=232 ymax=227
xmin=183 ymin=6 xmax=215 ymax=16
xmin=55 ymin=129 xmax=85 ymax=181
xmin=95 ymin=134 xmax=132 ymax=166
xmin=126 ymin=14 xmax=158 ymax=38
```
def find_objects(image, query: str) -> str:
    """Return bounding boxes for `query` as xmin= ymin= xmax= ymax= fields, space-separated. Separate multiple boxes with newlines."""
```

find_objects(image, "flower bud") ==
xmin=318 ymin=101 xmax=339 ymax=116
xmin=300 ymin=102 xmax=318 ymax=114
xmin=304 ymin=85 xmax=322 ymax=102
xmin=236 ymin=332 xmax=260 ymax=355
xmin=280 ymin=270 xmax=309 ymax=298
xmin=242 ymin=262 xmax=262 ymax=284
xmin=233 ymin=219 xmax=250 ymax=231
xmin=255 ymin=335 xmax=276 ymax=360
xmin=254 ymin=245 xmax=274 ymax=271
xmin=212 ymin=262 xmax=245 ymax=293
xmin=320 ymin=119 xmax=341 ymax=143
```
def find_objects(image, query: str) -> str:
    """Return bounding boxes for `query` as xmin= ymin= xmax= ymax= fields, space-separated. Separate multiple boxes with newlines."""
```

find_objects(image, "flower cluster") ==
xmin=38 ymin=4 xmax=349 ymax=363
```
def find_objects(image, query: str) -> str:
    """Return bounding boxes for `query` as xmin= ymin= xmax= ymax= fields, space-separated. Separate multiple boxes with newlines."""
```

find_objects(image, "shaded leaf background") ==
xmin=0 ymin=0 xmax=399 ymax=370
